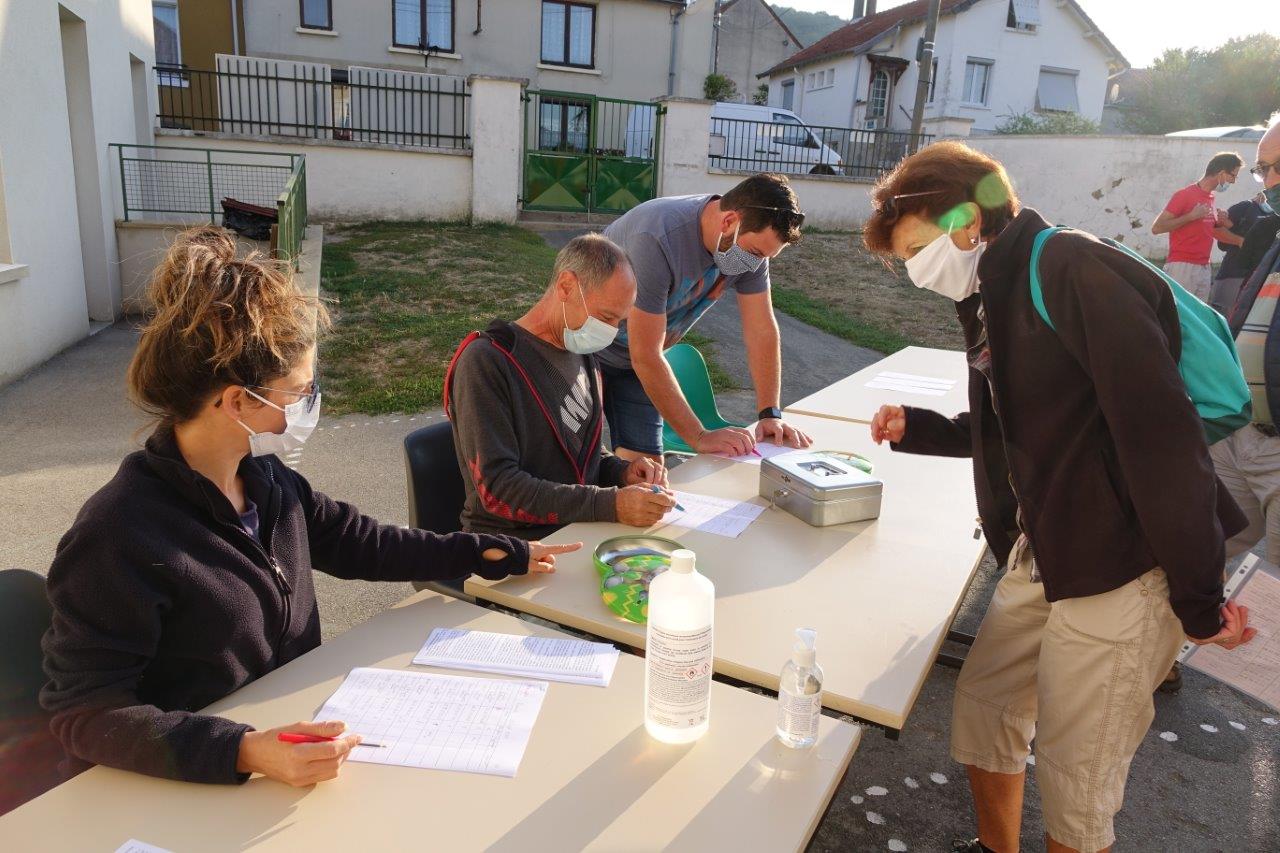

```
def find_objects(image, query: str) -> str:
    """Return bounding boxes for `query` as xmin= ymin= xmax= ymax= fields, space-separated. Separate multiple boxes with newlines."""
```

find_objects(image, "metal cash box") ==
xmin=759 ymin=450 xmax=883 ymax=527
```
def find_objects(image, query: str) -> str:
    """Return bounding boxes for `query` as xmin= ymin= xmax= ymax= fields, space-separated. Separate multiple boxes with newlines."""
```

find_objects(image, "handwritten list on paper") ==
xmin=315 ymin=667 xmax=547 ymax=777
xmin=1185 ymin=567 xmax=1280 ymax=711
xmin=656 ymin=491 xmax=766 ymax=538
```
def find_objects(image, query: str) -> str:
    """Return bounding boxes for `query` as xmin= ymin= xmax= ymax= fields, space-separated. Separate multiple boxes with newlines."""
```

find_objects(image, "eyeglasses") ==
xmin=1252 ymin=161 xmax=1278 ymax=183
xmin=249 ymin=380 xmax=321 ymax=414
xmin=880 ymin=189 xmax=946 ymax=219
xmin=742 ymin=204 xmax=806 ymax=229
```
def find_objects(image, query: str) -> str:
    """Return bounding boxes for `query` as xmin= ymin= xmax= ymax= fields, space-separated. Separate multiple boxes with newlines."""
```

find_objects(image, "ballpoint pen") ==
xmin=651 ymin=484 xmax=686 ymax=512
xmin=278 ymin=732 xmax=386 ymax=748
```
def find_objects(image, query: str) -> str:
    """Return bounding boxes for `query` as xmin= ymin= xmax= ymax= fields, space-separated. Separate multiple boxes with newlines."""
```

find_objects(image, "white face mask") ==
xmin=713 ymin=224 xmax=767 ymax=276
xmin=562 ymin=285 xmax=618 ymax=355
xmin=237 ymin=387 xmax=321 ymax=457
xmin=904 ymin=229 xmax=986 ymax=302
xmin=1215 ymin=182 xmax=1230 ymax=194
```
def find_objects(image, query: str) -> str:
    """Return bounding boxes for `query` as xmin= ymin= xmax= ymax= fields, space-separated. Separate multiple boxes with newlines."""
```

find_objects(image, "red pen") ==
xmin=750 ymin=447 xmax=763 ymax=458
xmin=277 ymin=732 xmax=385 ymax=748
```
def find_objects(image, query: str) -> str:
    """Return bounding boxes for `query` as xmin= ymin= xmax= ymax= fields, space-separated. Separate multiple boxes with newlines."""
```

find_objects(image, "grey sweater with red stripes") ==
xmin=447 ymin=320 xmax=631 ymax=539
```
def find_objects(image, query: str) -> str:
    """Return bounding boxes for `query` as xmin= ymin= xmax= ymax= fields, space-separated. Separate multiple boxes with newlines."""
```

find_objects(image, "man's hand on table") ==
xmin=624 ymin=455 xmax=669 ymax=488
xmin=1188 ymin=600 xmax=1257 ymax=650
xmin=871 ymin=405 xmax=907 ymax=445
xmin=694 ymin=426 xmax=757 ymax=457
xmin=617 ymin=484 xmax=677 ymax=527
xmin=755 ymin=417 xmax=812 ymax=449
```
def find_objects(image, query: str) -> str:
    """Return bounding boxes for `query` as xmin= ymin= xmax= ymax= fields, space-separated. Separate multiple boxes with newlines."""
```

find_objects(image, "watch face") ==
xmin=759 ymin=407 xmax=783 ymax=421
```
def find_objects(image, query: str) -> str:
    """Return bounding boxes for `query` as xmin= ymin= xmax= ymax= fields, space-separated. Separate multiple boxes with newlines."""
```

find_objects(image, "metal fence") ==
xmin=708 ymin=117 xmax=932 ymax=180
xmin=156 ymin=65 xmax=470 ymax=149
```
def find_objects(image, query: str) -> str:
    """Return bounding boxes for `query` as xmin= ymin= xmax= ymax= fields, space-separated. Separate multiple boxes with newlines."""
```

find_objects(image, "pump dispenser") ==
xmin=776 ymin=628 xmax=823 ymax=748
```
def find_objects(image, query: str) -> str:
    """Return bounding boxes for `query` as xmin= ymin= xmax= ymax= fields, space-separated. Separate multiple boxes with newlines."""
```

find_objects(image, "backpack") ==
xmin=1029 ymin=226 xmax=1251 ymax=444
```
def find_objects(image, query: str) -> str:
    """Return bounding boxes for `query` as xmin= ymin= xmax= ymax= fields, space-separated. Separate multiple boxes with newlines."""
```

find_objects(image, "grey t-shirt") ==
xmin=511 ymin=325 xmax=595 ymax=453
xmin=598 ymin=194 xmax=770 ymax=369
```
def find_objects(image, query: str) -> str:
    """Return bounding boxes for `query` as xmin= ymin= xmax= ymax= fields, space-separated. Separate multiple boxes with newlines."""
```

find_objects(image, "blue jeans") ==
xmin=600 ymin=363 xmax=663 ymax=455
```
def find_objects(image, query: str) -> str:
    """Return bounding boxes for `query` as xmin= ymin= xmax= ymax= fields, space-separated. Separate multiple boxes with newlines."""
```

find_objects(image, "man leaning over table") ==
xmin=446 ymin=234 xmax=677 ymax=540
xmin=599 ymin=173 xmax=814 ymax=460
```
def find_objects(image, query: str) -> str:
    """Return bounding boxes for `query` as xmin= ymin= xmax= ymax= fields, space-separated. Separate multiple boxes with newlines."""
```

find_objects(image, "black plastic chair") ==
xmin=403 ymin=422 xmax=470 ymax=597
xmin=0 ymin=569 xmax=71 ymax=816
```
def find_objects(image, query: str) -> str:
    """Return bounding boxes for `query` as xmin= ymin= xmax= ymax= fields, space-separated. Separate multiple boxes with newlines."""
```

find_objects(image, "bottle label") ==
xmin=646 ymin=624 xmax=713 ymax=729
xmin=777 ymin=690 xmax=821 ymax=739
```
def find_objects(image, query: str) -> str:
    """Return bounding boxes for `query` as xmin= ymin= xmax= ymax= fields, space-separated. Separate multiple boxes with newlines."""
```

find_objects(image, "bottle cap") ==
xmin=671 ymin=549 xmax=696 ymax=574
xmin=792 ymin=627 xmax=817 ymax=668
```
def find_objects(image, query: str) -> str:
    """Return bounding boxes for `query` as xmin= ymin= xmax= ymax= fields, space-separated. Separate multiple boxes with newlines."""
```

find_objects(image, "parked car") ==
xmin=703 ymin=103 xmax=845 ymax=176
xmin=1165 ymin=126 xmax=1265 ymax=141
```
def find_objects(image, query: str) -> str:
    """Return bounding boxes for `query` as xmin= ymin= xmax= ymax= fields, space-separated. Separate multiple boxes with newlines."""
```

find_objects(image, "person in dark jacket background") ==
xmin=1208 ymin=192 xmax=1273 ymax=315
xmin=862 ymin=142 xmax=1255 ymax=853
xmin=40 ymin=228 xmax=579 ymax=788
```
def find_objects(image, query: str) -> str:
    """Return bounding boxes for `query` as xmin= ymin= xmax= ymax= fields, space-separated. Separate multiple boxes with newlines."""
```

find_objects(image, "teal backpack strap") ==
xmin=1028 ymin=226 xmax=1069 ymax=332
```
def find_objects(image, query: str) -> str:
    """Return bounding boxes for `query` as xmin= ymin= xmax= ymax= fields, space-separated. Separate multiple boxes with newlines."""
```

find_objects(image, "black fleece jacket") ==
xmin=40 ymin=428 xmax=530 ymax=784
xmin=894 ymin=209 xmax=1245 ymax=639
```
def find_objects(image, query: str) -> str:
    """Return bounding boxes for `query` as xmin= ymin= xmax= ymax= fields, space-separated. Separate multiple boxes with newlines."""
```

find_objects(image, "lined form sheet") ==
xmin=413 ymin=628 xmax=619 ymax=687
xmin=657 ymin=491 xmax=766 ymax=538
xmin=864 ymin=371 xmax=957 ymax=397
xmin=315 ymin=667 xmax=547 ymax=777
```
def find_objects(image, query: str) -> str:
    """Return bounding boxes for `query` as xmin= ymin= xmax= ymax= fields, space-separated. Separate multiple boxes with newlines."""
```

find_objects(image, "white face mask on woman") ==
xmin=237 ymin=387 xmax=321 ymax=457
xmin=904 ymin=229 xmax=986 ymax=302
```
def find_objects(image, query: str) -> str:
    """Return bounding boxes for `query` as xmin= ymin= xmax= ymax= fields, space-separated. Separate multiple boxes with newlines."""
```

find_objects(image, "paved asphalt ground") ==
xmin=2 ymin=275 xmax=1276 ymax=849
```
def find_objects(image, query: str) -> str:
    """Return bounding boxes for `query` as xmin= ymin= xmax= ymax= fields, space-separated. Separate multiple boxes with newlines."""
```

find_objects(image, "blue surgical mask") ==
xmin=1215 ymin=182 xmax=1231 ymax=194
xmin=713 ymin=224 xmax=766 ymax=276
xmin=562 ymin=285 xmax=618 ymax=355
xmin=1265 ymin=184 xmax=1280 ymax=212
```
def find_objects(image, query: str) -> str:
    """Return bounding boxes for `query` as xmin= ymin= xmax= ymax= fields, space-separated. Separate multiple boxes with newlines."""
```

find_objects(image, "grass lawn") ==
xmin=769 ymin=230 xmax=966 ymax=353
xmin=320 ymin=221 xmax=559 ymax=415
xmin=318 ymin=222 xmax=951 ymax=416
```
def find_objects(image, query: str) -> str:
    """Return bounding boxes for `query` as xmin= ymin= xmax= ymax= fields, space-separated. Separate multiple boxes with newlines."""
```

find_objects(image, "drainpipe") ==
xmin=230 ymin=0 xmax=241 ymax=54
xmin=473 ymin=0 xmax=482 ymax=35
xmin=668 ymin=4 xmax=686 ymax=97
xmin=711 ymin=2 xmax=721 ymax=75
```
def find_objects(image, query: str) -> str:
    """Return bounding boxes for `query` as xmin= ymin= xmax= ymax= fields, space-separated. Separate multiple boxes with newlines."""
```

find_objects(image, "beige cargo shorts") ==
xmin=950 ymin=543 xmax=1185 ymax=851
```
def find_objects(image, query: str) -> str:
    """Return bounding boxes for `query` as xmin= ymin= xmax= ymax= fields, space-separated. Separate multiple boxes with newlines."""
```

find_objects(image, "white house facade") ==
xmin=0 ymin=0 xmax=156 ymax=386
xmin=762 ymin=0 xmax=1126 ymax=135
xmin=240 ymin=0 xmax=715 ymax=102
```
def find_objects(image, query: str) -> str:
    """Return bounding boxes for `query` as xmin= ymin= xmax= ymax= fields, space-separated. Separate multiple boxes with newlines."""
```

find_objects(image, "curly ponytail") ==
xmin=126 ymin=227 xmax=330 ymax=425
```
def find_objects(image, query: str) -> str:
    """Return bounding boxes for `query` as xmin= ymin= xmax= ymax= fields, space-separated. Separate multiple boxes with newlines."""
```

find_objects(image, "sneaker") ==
xmin=1157 ymin=661 xmax=1183 ymax=694
xmin=951 ymin=840 xmax=984 ymax=853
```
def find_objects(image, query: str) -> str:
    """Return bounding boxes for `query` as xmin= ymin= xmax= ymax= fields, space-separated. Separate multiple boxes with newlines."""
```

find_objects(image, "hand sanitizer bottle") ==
xmin=644 ymin=549 xmax=714 ymax=744
xmin=776 ymin=628 xmax=823 ymax=749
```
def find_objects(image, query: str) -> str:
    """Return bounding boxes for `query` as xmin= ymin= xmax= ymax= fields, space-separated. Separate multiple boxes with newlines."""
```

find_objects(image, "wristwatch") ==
xmin=757 ymin=406 xmax=783 ymax=421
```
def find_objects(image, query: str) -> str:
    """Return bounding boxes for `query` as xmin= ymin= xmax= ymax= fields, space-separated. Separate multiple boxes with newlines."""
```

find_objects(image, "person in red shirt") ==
xmin=1151 ymin=151 xmax=1244 ymax=302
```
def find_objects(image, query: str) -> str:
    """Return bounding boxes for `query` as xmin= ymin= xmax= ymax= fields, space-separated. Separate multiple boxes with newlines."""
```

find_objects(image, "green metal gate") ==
xmin=521 ymin=90 xmax=663 ymax=215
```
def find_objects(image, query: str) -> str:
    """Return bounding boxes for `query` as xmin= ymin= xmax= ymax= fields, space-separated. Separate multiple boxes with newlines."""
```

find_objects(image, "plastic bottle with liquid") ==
xmin=776 ymin=628 xmax=823 ymax=748
xmin=644 ymin=548 xmax=714 ymax=744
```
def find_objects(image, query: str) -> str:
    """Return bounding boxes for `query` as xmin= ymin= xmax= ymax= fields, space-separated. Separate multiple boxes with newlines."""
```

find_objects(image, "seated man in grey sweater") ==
xmin=445 ymin=234 xmax=677 ymax=539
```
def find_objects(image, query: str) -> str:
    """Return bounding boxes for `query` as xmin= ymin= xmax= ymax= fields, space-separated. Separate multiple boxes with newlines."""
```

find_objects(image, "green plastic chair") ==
xmin=662 ymin=343 xmax=745 ymax=455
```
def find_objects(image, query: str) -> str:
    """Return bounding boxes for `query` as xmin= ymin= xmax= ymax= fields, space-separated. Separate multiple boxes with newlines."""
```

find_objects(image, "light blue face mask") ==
xmin=713 ymin=224 xmax=766 ymax=276
xmin=1264 ymin=184 xmax=1280 ymax=213
xmin=562 ymin=285 xmax=618 ymax=355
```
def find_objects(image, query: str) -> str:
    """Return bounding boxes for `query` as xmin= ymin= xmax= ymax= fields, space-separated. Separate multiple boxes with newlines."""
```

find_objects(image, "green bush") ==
xmin=752 ymin=84 xmax=769 ymax=106
xmin=704 ymin=73 xmax=738 ymax=103
xmin=995 ymin=110 xmax=1100 ymax=135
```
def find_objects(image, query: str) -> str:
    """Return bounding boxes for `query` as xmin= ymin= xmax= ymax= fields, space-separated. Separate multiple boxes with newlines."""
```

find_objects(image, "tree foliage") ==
xmin=1122 ymin=34 xmax=1280 ymax=134
xmin=752 ymin=84 xmax=769 ymax=106
xmin=704 ymin=73 xmax=738 ymax=103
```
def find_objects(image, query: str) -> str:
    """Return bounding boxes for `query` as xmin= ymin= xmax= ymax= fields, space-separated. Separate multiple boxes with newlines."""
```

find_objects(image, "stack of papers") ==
xmin=864 ymin=371 xmax=957 ymax=397
xmin=659 ymin=491 xmax=766 ymax=538
xmin=1183 ymin=556 xmax=1280 ymax=711
xmin=315 ymin=667 xmax=546 ymax=777
xmin=413 ymin=628 xmax=620 ymax=687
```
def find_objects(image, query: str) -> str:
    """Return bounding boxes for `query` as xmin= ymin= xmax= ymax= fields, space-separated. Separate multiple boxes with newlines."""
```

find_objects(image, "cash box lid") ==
xmin=761 ymin=449 xmax=883 ymax=502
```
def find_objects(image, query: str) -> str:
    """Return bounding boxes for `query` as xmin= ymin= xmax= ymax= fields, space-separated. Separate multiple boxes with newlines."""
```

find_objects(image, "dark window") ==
xmin=152 ymin=1 xmax=180 ymax=67
xmin=538 ymin=98 xmax=591 ymax=152
xmin=393 ymin=0 xmax=454 ymax=52
xmin=541 ymin=1 xmax=595 ymax=68
xmin=300 ymin=0 xmax=332 ymax=30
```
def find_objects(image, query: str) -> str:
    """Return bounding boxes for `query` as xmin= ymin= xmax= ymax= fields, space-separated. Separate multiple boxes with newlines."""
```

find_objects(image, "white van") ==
xmin=708 ymin=103 xmax=844 ymax=176
xmin=623 ymin=101 xmax=845 ymax=175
